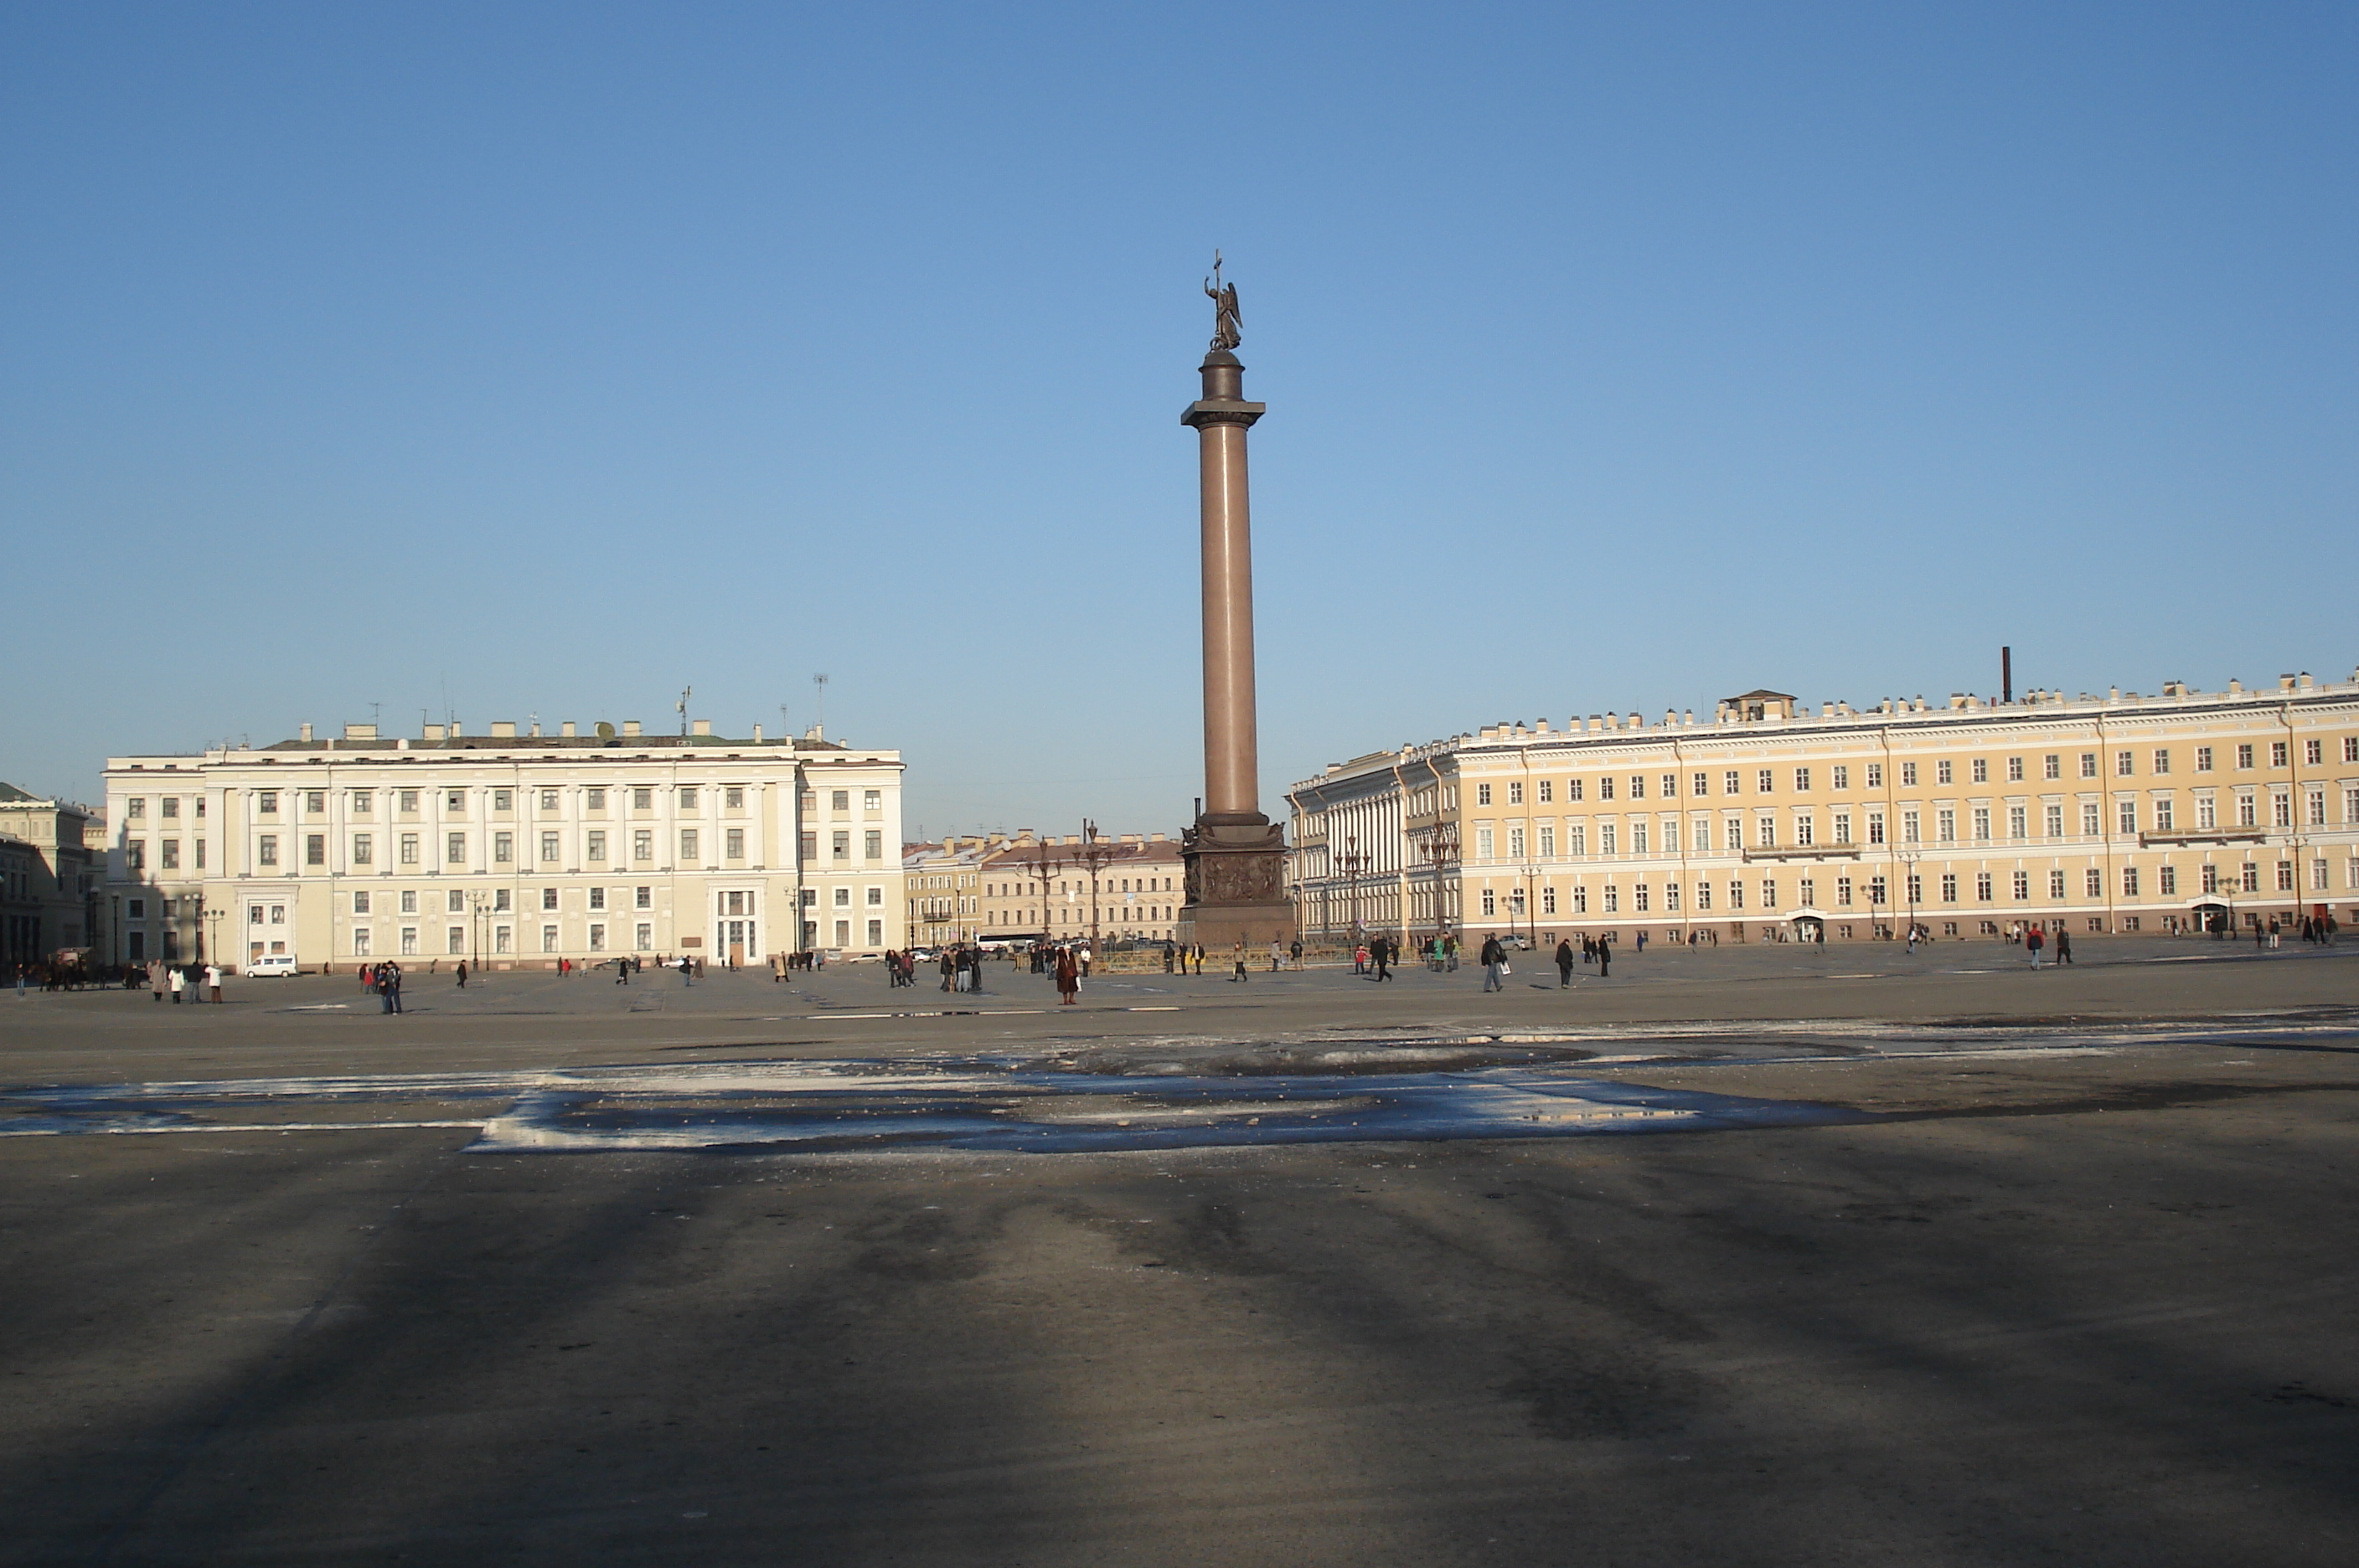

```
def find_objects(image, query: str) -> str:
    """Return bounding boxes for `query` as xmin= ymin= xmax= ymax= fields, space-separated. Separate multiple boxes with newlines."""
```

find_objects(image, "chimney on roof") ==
xmin=344 ymin=723 xmax=377 ymax=740
xmin=622 ymin=720 xmax=642 ymax=737
xmin=490 ymin=721 xmax=517 ymax=739
xmin=561 ymin=721 xmax=576 ymax=737
xmin=691 ymin=720 xmax=712 ymax=736
xmin=299 ymin=722 xmax=313 ymax=743
xmin=2002 ymin=646 xmax=2012 ymax=704
xmin=423 ymin=724 xmax=446 ymax=742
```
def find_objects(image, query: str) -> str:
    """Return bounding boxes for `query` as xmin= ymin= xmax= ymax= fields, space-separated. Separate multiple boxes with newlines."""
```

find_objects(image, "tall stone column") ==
xmin=1177 ymin=265 xmax=1293 ymax=953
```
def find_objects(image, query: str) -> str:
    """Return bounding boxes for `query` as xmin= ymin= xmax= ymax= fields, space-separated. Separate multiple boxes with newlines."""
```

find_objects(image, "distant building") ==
xmin=0 ymin=783 xmax=103 ymax=967
xmin=967 ymin=831 xmax=1185 ymax=945
xmin=101 ymin=715 xmax=906 ymax=972
xmin=902 ymin=835 xmax=1006 ymax=948
xmin=1288 ymin=670 xmax=2359 ymax=945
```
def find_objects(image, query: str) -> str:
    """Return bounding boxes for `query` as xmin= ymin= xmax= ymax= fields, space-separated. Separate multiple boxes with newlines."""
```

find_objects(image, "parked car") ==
xmin=245 ymin=954 xmax=301 ymax=977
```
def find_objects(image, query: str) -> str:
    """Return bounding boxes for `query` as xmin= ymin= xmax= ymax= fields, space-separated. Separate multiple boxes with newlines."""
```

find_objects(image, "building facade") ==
xmin=1288 ymin=671 xmax=2359 ymax=945
xmin=103 ymin=716 xmax=905 ymax=972
xmin=903 ymin=835 xmax=1004 ymax=948
xmin=971 ymin=832 xmax=1185 ymax=945
xmin=1 ymin=783 xmax=103 ymax=968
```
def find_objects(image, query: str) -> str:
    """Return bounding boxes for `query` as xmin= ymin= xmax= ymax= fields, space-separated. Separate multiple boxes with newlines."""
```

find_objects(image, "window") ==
xmin=2239 ymin=863 xmax=2259 ymax=894
xmin=539 ymin=887 xmax=558 ymax=911
xmin=800 ymin=832 xmax=817 ymax=860
xmin=1691 ymin=773 xmax=1707 ymax=797
xmin=256 ymin=836 xmax=275 ymax=867
xmin=1598 ymin=777 xmax=1614 ymax=801
xmin=2005 ymin=758 xmax=2022 ymax=782
xmin=400 ymin=890 xmax=417 ymax=915
xmin=493 ymin=926 xmax=512 ymax=954
xmin=2235 ymin=744 xmax=2253 ymax=770
xmin=1936 ymin=808 xmax=1955 ymax=843
xmin=352 ymin=791 xmax=374 ymax=814
xmin=1753 ymin=817 xmax=1772 ymax=848
xmin=2273 ymin=792 xmax=2292 ymax=828
xmin=355 ymin=891 xmax=373 ymax=915
xmin=493 ymin=790 xmax=513 ymax=812
xmin=399 ymin=833 xmax=420 ymax=864
xmin=2310 ymin=789 xmax=2327 ymax=827
xmin=258 ymin=792 xmax=279 ymax=814
xmin=2155 ymin=798 xmax=2174 ymax=832
xmin=537 ymin=831 xmax=557 ymax=863
xmin=1727 ymin=880 xmax=1742 ymax=910
xmin=448 ymin=890 xmax=466 ymax=913
xmin=2303 ymin=738 xmax=2322 ymax=766
xmin=633 ymin=787 xmax=653 ymax=810
xmin=1902 ymin=762 xmax=1918 ymax=787
xmin=126 ymin=798 xmax=146 ymax=819
xmin=1599 ymin=823 xmax=1617 ymax=854
xmin=1476 ymin=783 xmax=1491 ymax=806
xmin=1760 ymin=879 xmax=1777 ymax=909
xmin=352 ymin=928 xmax=372 ymax=957
xmin=493 ymin=889 xmax=512 ymax=913
xmin=1569 ymin=825 xmax=1587 ymax=855
xmin=1538 ymin=779 xmax=1554 ymax=803
xmin=1940 ymin=874 xmax=1957 ymax=903
xmin=306 ymin=833 xmax=326 ymax=866
xmin=2236 ymin=794 xmax=2257 ymax=828
xmin=1835 ymin=876 xmax=1852 ymax=906
xmin=1480 ymin=888 xmax=1496 ymax=916
xmin=1476 ymin=827 xmax=1494 ymax=860
xmin=351 ymin=833 xmax=373 ymax=865
xmin=493 ymin=832 xmax=514 ymax=864
xmin=2115 ymin=800 xmax=2135 ymax=834
xmin=2006 ymin=806 xmax=2026 ymax=839
xmin=2080 ymin=753 xmax=2098 ymax=779
xmin=2160 ymin=864 xmax=2177 ymax=896
xmin=1799 ymin=878 xmax=1814 ymax=907
xmin=832 ymin=830 xmax=850 ymax=861
xmin=585 ymin=829 xmax=606 ymax=861
xmin=1538 ymin=826 xmax=1556 ymax=858
xmin=1603 ymin=888 xmax=1618 ymax=914
xmin=2122 ymin=866 xmax=2140 ymax=897
xmin=636 ymin=922 xmax=654 ymax=948
xmin=2083 ymin=802 xmax=2102 ymax=835
xmin=865 ymin=830 xmax=883 ymax=859
xmin=1794 ymin=816 xmax=1814 ymax=847
xmin=2150 ymin=749 xmax=2171 ymax=776
xmin=2047 ymin=869 xmax=2066 ymax=900
xmin=1972 ymin=807 xmax=1991 ymax=842
xmin=635 ymin=886 xmax=652 ymax=910
xmin=2112 ymin=751 xmax=2132 ymax=778
xmin=1692 ymin=882 xmax=1708 ymax=910
xmin=725 ymin=828 xmax=745 ymax=859
xmin=2197 ymin=797 xmax=2217 ymax=830
xmin=1661 ymin=774 xmax=1676 ymax=799
xmin=1631 ymin=822 xmax=1648 ymax=854
xmin=867 ymin=885 xmax=885 ymax=907
xmin=834 ymin=886 xmax=853 ymax=907
xmin=2011 ymin=872 xmax=2029 ymax=900
xmin=1506 ymin=781 xmax=1523 ymax=805
xmin=1790 ymin=768 xmax=1810 ymax=792
xmin=2038 ymin=755 xmax=2058 ymax=781
xmin=1833 ymin=766 xmax=1850 ymax=791
xmin=2270 ymin=741 xmax=2289 ymax=768
xmin=447 ymin=831 xmax=467 ymax=864
xmin=680 ymin=829 xmax=699 ymax=861
xmin=1634 ymin=885 xmax=1650 ymax=912
xmin=1507 ymin=826 xmax=1525 ymax=859
xmin=1906 ymin=874 xmax=1922 ymax=905
xmin=2043 ymin=805 xmax=2062 ymax=838
xmin=1758 ymin=770 xmax=1774 ymax=793
xmin=1902 ymin=809 xmax=1918 ymax=843
xmin=1724 ymin=771 xmax=1740 ymax=795
xmin=1975 ymin=873 xmax=1993 ymax=901
xmin=632 ymin=829 xmax=653 ymax=861
xmin=589 ymin=924 xmax=606 ymax=952
xmin=864 ymin=789 xmax=881 ymax=812
xmin=445 ymin=926 xmax=465 ymax=954
xmin=724 ymin=786 xmax=744 ymax=809
xmin=2087 ymin=869 xmax=2103 ymax=898
xmin=446 ymin=789 xmax=465 ymax=811
xmin=680 ymin=787 xmax=699 ymax=810
xmin=582 ymin=787 xmax=604 ymax=811
xmin=1936 ymin=761 xmax=1953 ymax=786
xmin=1971 ymin=758 xmax=1989 ymax=784
xmin=1866 ymin=763 xmax=1882 ymax=790
xmin=541 ymin=926 xmax=558 ymax=952
xmin=1567 ymin=778 xmax=1585 ymax=801
xmin=2346 ymin=736 xmax=2359 ymax=763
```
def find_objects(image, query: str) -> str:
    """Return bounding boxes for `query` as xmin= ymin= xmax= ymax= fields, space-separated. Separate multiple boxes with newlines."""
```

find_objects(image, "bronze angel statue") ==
xmin=1205 ymin=251 xmax=1241 ymax=351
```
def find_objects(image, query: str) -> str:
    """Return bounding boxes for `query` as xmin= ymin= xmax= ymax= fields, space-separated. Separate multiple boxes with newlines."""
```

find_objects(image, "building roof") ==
xmin=0 ymin=781 xmax=42 ymax=802
xmin=1722 ymin=689 xmax=1797 ymax=703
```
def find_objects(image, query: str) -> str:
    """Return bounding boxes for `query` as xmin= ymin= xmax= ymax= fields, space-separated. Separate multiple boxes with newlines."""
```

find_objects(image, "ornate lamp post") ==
xmin=1076 ymin=820 xmax=1121 ymax=958
xmin=1334 ymin=834 xmax=1371 ymax=943
xmin=1897 ymin=848 xmax=1922 ymax=945
xmin=1014 ymin=838 xmax=1066 ymax=952
xmin=1418 ymin=823 xmax=1460 ymax=946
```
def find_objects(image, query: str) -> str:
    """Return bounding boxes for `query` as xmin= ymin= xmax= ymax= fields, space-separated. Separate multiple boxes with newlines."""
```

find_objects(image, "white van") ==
xmin=245 ymin=954 xmax=301 ymax=978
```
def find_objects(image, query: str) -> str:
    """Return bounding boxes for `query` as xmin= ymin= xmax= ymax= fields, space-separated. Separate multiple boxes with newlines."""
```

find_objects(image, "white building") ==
xmin=103 ymin=716 xmax=905 ymax=972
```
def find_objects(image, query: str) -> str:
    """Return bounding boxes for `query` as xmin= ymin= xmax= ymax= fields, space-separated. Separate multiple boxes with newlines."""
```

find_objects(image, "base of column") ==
xmin=1178 ymin=815 xmax=1295 ymax=952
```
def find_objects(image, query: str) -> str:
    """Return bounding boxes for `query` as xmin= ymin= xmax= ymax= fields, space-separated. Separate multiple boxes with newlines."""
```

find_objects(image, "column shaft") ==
xmin=1198 ymin=421 xmax=1259 ymax=820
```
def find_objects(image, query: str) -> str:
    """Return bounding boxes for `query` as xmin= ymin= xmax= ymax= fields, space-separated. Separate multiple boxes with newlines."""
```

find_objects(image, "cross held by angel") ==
xmin=1205 ymin=251 xmax=1241 ymax=351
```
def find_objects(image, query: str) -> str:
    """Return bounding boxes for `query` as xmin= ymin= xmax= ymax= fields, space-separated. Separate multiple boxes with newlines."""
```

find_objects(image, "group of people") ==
xmin=359 ymin=961 xmax=404 ymax=1012
xmin=144 ymin=958 xmax=225 ymax=1003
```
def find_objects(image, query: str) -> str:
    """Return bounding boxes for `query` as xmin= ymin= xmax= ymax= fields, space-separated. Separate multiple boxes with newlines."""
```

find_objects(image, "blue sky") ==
xmin=4 ymin=3 xmax=2352 ymax=836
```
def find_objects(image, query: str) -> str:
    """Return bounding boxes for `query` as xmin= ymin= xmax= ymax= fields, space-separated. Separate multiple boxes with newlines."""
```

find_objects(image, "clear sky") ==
xmin=4 ymin=3 xmax=2353 ymax=837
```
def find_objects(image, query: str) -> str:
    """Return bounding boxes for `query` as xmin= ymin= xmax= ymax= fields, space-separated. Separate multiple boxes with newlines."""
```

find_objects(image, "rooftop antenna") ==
xmin=813 ymin=672 xmax=829 ymax=739
xmin=2001 ymin=647 xmax=2013 ymax=705
xmin=369 ymin=700 xmax=381 ymax=729
xmin=676 ymin=684 xmax=692 ymax=736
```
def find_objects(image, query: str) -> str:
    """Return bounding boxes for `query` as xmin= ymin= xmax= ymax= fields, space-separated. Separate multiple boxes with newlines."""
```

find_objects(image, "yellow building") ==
xmin=105 ymin=714 xmax=906 ymax=972
xmin=973 ymin=832 xmax=1185 ymax=946
xmin=1288 ymin=671 xmax=2359 ymax=944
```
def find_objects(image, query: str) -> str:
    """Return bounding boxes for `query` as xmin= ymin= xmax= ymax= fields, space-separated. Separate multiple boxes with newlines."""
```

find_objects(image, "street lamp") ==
xmin=1897 ymin=848 xmax=1921 ymax=946
xmin=1013 ymin=837 xmax=1066 ymax=958
xmin=1520 ymin=860 xmax=1541 ymax=953
xmin=1076 ymin=820 xmax=1121 ymax=961
xmin=1334 ymin=834 xmax=1371 ymax=943
xmin=1417 ymin=823 xmax=1459 ymax=947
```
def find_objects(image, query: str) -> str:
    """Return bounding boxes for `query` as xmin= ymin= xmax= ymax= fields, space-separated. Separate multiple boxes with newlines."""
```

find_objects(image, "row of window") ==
xmin=126 ymin=785 xmax=889 ymax=819
xmin=1467 ymin=858 xmax=2350 ymax=916
xmin=1460 ymin=738 xmax=2358 ymax=810
xmin=129 ymin=827 xmax=890 ymax=870
xmin=335 ymin=884 xmax=895 ymax=917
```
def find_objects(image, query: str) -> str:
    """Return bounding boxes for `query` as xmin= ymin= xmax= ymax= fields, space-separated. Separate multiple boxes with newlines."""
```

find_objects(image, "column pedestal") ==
xmin=1178 ymin=814 xmax=1293 ymax=952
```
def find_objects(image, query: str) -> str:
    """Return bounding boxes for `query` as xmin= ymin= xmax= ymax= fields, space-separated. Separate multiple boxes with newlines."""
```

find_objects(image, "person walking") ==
xmin=2054 ymin=926 xmax=2073 ymax=965
xmin=148 ymin=959 xmax=165 ymax=1002
xmin=1055 ymin=946 xmax=1081 ymax=1005
xmin=1555 ymin=938 xmax=1576 ymax=988
xmin=2027 ymin=926 xmax=2046 ymax=967
xmin=1372 ymin=935 xmax=1393 ymax=982
xmin=382 ymin=961 xmax=404 ymax=1014
xmin=1596 ymin=937 xmax=1612 ymax=979
xmin=1268 ymin=940 xmax=1283 ymax=972
xmin=1289 ymin=939 xmax=1303 ymax=970
xmin=168 ymin=966 xmax=185 ymax=1003
xmin=204 ymin=963 xmax=222 ymax=1003
xmin=1231 ymin=939 xmax=1248 ymax=983
xmin=1480 ymin=933 xmax=1506 ymax=993
xmin=457 ymin=959 xmax=468 ymax=988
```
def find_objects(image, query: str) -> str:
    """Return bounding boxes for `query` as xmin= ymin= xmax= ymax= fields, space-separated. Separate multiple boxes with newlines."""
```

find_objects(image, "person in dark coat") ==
xmin=1480 ymin=933 xmax=1506 ymax=993
xmin=1055 ymin=946 xmax=1081 ymax=1005
xmin=1555 ymin=939 xmax=1576 ymax=988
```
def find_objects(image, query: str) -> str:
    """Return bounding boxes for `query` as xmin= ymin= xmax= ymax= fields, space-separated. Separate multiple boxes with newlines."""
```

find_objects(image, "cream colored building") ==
xmin=103 ymin=715 xmax=906 ymax=972
xmin=1288 ymin=670 xmax=2359 ymax=945
xmin=2 ymin=782 xmax=103 ymax=967
xmin=902 ymin=835 xmax=1007 ymax=948
xmin=973 ymin=832 xmax=1185 ymax=945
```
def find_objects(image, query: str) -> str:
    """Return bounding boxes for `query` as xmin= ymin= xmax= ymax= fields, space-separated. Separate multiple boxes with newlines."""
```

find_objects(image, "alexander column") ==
xmin=1177 ymin=255 xmax=1294 ymax=953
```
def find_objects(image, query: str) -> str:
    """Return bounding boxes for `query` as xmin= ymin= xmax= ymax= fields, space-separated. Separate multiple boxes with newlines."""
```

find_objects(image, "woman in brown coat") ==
xmin=1054 ymin=946 xmax=1081 ymax=1006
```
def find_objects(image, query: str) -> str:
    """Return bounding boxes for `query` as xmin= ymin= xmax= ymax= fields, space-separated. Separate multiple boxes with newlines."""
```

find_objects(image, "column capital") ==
xmin=1181 ymin=400 xmax=1265 ymax=429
